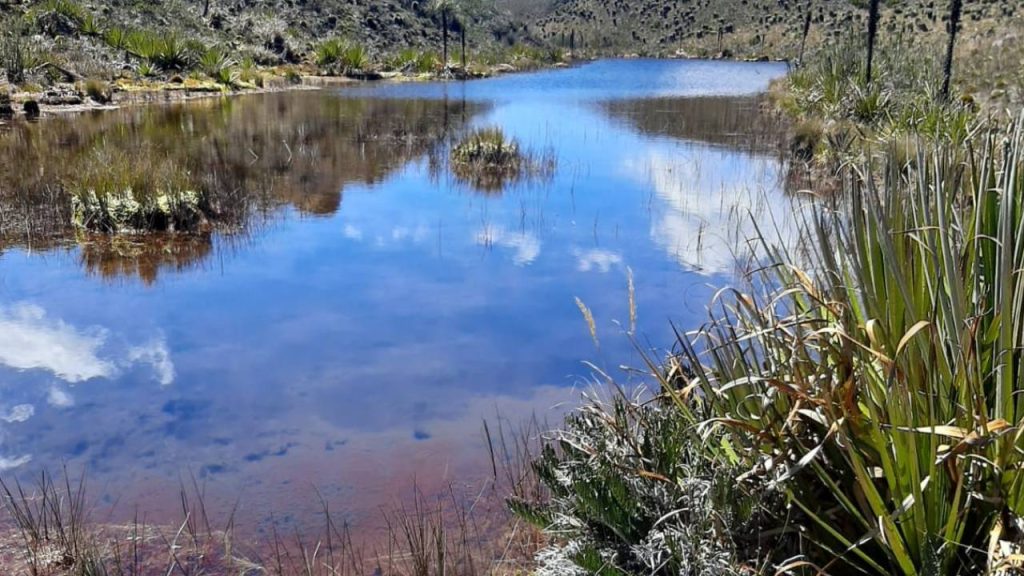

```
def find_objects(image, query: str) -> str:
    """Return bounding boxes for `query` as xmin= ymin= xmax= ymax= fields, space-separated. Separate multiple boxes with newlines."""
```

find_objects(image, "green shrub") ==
xmin=383 ymin=48 xmax=418 ymax=71
xmin=78 ymin=11 xmax=99 ymax=36
xmin=198 ymin=46 xmax=237 ymax=85
xmin=39 ymin=0 xmax=87 ymax=23
xmin=315 ymin=39 xmax=370 ymax=74
xmin=150 ymin=34 xmax=195 ymax=71
xmin=34 ymin=0 xmax=88 ymax=35
xmin=314 ymin=38 xmax=345 ymax=67
xmin=238 ymin=56 xmax=258 ymax=84
xmin=338 ymin=43 xmax=369 ymax=73
xmin=1 ymin=18 xmax=33 ymax=84
xmin=104 ymin=27 xmax=128 ymax=50
xmin=126 ymin=30 xmax=195 ymax=72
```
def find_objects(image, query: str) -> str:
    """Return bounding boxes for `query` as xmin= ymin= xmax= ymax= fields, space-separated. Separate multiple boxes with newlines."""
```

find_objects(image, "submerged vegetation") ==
xmin=0 ymin=469 xmax=534 ymax=576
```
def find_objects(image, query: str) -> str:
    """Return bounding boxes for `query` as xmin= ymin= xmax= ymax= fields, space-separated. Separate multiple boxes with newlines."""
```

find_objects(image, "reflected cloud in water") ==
xmin=0 ymin=302 xmax=175 ymax=388
xmin=0 ymin=303 xmax=115 ymax=383
xmin=574 ymin=248 xmax=624 ymax=273
xmin=475 ymin=225 xmax=541 ymax=266
xmin=0 ymin=303 xmax=176 ymax=472
xmin=1 ymin=405 xmax=34 ymax=423
xmin=47 ymin=386 xmax=74 ymax=408
xmin=624 ymin=146 xmax=791 ymax=276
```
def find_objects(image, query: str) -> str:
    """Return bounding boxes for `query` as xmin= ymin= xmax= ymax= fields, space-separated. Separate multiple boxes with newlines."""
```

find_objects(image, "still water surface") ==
xmin=0 ymin=59 xmax=788 ymax=536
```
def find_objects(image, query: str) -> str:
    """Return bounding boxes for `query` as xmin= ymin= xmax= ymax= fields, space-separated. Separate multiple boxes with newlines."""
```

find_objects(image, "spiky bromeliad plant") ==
xmin=672 ymin=115 xmax=1024 ymax=574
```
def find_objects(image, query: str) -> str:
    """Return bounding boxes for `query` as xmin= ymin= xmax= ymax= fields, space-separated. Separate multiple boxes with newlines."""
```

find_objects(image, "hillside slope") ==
xmin=533 ymin=0 xmax=1020 ymax=59
xmin=0 ymin=0 xmax=534 ymax=84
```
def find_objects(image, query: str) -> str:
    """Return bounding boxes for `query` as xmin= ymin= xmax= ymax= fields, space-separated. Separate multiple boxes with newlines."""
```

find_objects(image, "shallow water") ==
xmin=0 ymin=59 xmax=789 ymax=538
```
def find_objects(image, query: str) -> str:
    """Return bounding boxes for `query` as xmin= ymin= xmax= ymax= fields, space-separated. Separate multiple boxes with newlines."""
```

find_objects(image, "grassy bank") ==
xmin=510 ymin=8 xmax=1024 ymax=576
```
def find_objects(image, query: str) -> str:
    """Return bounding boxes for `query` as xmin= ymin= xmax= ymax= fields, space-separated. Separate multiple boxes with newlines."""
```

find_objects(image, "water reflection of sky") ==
xmin=0 ymin=59 xmax=789 ymax=534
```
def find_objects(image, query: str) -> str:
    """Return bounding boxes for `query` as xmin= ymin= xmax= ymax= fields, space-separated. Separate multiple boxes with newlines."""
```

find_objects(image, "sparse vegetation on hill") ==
xmin=533 ymin=0 xmax=1020 ymax=61
xmin=0 ymin=0 xmax=559 ymax=116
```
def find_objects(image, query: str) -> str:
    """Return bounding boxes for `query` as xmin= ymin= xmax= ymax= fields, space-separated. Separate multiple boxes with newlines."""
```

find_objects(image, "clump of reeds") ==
xmin=452 ymin=127 xmax=522 ymax=168
xmin=449 ymin=127 xmax=554 ymax=193
xmin=0 ymin=469 xmax=250 ymax=576
xmin=66 ymin=148 xmax=206 ymax=233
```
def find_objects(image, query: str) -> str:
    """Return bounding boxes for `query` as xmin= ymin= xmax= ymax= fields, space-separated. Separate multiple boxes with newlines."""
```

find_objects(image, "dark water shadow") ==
xmin=600 ymin=94 xmax=788 ymax=155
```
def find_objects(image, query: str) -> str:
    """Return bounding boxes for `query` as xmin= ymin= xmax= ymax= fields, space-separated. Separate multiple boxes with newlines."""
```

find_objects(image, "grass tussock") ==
xmin=449 ymin=127 xmax=555 ymax=193
xmin=67 ymin=148 xmax=204 ymax=233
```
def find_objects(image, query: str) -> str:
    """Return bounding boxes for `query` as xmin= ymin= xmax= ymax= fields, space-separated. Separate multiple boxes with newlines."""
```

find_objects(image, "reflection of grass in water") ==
xmin=77 ymin=233 xmax=214 ymax=285
xmin=0 ymin=93 xmax=484 ymax=280
xmin=449 ymin=127 xmax=555 ymax=194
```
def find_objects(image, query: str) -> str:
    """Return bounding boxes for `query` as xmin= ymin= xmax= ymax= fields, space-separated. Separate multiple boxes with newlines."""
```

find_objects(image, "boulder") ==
xmin=41 ymin=90 xmax=83 ymax=106
xmin=0 ymin=91 xmax=12 ymax=119
xmin=23 ymin=100 xmax=40 ymax=120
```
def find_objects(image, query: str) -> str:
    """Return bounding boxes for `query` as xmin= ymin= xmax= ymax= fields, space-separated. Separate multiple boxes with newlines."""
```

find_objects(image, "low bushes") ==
xmin=511 ymin=390 xmax=785 ymax=575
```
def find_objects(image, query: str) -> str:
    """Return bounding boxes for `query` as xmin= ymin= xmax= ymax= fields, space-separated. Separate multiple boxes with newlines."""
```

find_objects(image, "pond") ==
xmin=0 ymin=59 xmax=789 ymax=541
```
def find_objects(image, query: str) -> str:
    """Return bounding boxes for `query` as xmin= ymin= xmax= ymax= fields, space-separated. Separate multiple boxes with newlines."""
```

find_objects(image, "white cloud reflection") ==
xmin=625 ymin=148 xmax=794 ymax=276
xmin=574 ymin=248 xmax=623 ymax=273
xmin=0 ymin=303 xmax=175 ymax=472
xmin=0 ymin=303 xmax=115 ymax=382
xmin=129 ymin=340 xmax=176 ymax=387
xmin=0 ymin=303 xmax=176 ymax=386
xmin=1 ymin=404 xmax=34 ymax=423
xmin=475 ymin=225 xmax=541 ymax=266
xmin=0 ymin=455 xmax=32 ymax=472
